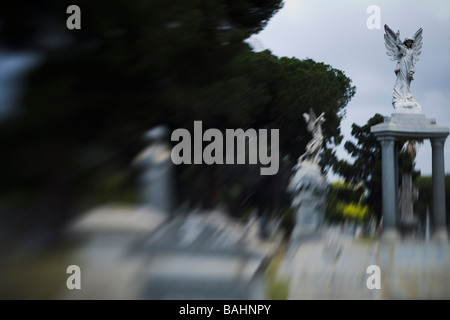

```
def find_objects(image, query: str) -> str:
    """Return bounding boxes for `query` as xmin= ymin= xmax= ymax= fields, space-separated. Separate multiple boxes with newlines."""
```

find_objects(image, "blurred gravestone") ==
xmin=288 ymin=163 xmax=327 ymax=242
xmin=133 ymin=126 xmax=174 ymax=214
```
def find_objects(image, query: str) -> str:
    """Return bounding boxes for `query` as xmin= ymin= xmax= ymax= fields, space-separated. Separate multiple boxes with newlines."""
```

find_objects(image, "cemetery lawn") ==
xmin=355 ymin=235 xmax=378 ymax=245
xmin=265 ymin=243 xmax=290 ymax=300
xmin=0 ymin=245 xmax=75 ymax=299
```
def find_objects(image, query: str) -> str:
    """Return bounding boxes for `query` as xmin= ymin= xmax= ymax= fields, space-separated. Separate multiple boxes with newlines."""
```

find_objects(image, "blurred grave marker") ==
xmin=133 ymin=125 xmax=175 ymax=214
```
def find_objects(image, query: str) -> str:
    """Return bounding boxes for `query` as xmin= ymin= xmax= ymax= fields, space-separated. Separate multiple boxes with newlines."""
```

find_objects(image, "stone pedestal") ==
xmin=288 ymin=162 xmax=328 ymax=243
xmin=371 ymin=113 xmax=449 ymax=240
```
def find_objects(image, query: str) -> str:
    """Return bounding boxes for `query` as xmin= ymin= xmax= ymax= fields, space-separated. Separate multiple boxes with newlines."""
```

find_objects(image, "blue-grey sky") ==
xmin=248 ymin=0 xmax=450 ymax=178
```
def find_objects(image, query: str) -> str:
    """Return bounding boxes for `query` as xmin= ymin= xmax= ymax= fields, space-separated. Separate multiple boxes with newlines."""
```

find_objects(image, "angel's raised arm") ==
xmin=314 ymin=112 xmax=325 ymax=125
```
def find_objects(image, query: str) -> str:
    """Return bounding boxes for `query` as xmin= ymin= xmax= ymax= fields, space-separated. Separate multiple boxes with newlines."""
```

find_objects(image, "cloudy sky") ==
xmin=249 ymin=0 xmax=450 ymax=178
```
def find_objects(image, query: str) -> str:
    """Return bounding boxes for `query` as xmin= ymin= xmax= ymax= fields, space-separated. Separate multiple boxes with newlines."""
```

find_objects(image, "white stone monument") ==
xmin=384 ymin=24 xmax=423 ymax=113
xmin=371 ymin=26 xmax=449 ymax=240
xmin=288 ymin=109 xmax=328 ymax=243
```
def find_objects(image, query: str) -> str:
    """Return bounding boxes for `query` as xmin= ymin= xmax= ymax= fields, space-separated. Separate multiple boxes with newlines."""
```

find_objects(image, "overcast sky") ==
xmin=248 ymin=0 xmax=450 ymax=178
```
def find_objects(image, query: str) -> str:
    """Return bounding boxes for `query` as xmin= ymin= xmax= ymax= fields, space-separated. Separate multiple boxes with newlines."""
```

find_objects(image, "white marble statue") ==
xmin=384 ymin=24 xmax=423 ymax=112
xmin=289 ymin=108 xmax=327 ymax=245
xmin=298 ymin=108 xmax=325 ymax=166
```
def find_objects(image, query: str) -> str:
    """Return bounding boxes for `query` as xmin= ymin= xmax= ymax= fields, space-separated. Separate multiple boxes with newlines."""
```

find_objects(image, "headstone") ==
xmin=133 ymin=125 xmax=174 ymax=213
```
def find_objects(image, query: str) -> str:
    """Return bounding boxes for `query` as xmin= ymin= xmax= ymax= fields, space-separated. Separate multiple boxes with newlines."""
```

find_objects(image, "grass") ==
xmin=0 ymin=244 xmax=76 ymax=299
xmin=355 ymin=233 xmax=379 ymax=245
xmin=264 ymin=243 xmax=290 ymax=300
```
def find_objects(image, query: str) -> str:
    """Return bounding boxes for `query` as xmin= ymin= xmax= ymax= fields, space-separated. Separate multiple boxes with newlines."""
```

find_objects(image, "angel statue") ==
xmin=298 ymin=108 xmax=325 ymax=166
xmin=384 ymin=24 xmax=423 ymax=112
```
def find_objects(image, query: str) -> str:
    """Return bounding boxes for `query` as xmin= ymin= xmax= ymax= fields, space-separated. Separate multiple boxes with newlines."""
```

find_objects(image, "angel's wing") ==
xmin=384 ymin=24 xmax=402 ymax=61
xmin=302 ymin=113 xmax=310 ymax=123
xmin=412 ymin=28 xmax=423 ymax=61
xmin=305 ymin=109 xmax=317 ymax=132
xmin=309 ymin=108 xmax=317 ymax=120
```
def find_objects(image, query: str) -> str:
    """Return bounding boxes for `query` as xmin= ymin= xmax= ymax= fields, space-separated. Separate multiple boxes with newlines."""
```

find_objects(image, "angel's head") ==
xmin=403 ymin=38 xmax=414 ymax=48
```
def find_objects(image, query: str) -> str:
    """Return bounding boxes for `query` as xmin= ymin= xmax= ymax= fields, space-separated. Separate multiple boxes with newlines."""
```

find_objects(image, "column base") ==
xmin=381 ymin=229 xmax=399 ymax=242
xmin=432 ymin=228 xmax=449 ymax=242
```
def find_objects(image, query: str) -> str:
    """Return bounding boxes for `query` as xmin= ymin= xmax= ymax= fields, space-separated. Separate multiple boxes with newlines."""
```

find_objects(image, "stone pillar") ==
xmin=431 ymin=137 xmax=448 ymax=240
xmin=379 ymin=136 xmax=397 ymax=236
xmin=394 ymin=143 xmax=399 ymax=217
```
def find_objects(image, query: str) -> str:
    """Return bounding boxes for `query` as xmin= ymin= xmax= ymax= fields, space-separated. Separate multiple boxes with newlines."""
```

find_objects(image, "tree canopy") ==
xmin=331 ymin=114 xmax=383 ymax=220
xmin=331 ymin=114 xmax=420 ymax=222
xmin=325 ymin=181 xmax=369 ymax=223
xmin=415 ymin=175 xmax=450 ymax=227
xmin=0 ymin=1 xmax=356 ymax=241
